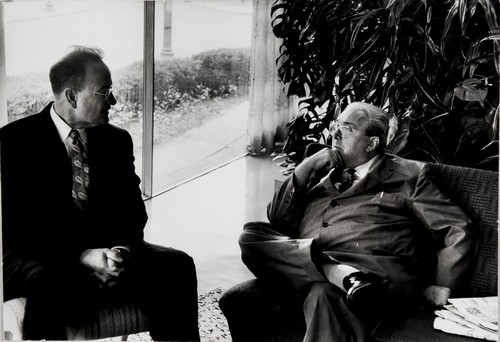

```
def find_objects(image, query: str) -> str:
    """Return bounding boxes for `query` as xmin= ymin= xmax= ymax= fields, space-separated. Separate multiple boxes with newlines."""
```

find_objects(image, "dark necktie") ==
xmin=338 ymin=168 xmax=355 ymax=193
xmin=65 ymin=130 xmax=89 ymax=210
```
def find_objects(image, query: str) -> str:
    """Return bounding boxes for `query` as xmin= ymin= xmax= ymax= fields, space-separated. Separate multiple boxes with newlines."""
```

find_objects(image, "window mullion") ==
xmin=142 ymin=1 xmax=155 ymax=198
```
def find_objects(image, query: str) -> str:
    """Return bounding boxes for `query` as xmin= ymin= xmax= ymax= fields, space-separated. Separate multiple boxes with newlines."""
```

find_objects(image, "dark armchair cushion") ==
xmin=425 ymin=163 xmax=498 ymax=297
xmin=373 ymin=307 xmax=481 ymax=342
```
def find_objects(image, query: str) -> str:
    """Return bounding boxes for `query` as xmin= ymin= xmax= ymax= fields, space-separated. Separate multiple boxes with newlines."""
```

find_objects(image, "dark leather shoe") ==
xmin=343 ymin=272 xmax=387 ymax=314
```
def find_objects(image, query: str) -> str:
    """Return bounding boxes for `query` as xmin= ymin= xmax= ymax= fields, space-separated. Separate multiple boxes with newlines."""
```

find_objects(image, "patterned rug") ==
xmin=122 ymin=288 xmax=231 ymax=342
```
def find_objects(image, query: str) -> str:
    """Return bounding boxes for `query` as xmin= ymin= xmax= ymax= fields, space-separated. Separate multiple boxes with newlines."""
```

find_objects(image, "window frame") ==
xmin=142 ymin=1 xmax=155 ymax=199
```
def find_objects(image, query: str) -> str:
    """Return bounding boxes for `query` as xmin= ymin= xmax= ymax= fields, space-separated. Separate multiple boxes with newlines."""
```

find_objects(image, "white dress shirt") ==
xmin=50 ymin=104 xmax=88 ymax=154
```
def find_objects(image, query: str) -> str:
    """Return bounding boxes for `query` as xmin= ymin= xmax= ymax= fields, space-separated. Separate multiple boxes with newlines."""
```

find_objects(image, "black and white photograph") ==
xmin=0 ymin=0 xmax=498 ymax=341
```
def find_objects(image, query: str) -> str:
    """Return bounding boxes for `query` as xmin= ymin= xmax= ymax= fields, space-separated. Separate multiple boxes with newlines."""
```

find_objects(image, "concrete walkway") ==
xmin=151 ymin=99 xmax=249 ymax=194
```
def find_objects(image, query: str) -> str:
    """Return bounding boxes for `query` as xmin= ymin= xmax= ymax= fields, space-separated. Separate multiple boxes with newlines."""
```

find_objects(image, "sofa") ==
xmin=219 ymin=157 xmax=498 ymax=342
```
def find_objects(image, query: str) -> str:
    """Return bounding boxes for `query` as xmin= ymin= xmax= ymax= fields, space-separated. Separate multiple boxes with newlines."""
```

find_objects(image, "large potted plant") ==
xmin=271 ymin=0 xmax=499 ymax=171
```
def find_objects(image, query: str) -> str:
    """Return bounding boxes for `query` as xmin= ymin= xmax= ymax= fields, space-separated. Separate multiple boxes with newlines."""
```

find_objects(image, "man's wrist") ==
xmin=293 ymin=162 xmax=313 ymax=188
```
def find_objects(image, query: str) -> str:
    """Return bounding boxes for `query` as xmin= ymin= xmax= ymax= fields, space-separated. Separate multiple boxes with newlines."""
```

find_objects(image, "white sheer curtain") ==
xmin=246 ymin=0 xmax=294 ymax=155
xmin=0 ymin=2 xmax=7 ymax=128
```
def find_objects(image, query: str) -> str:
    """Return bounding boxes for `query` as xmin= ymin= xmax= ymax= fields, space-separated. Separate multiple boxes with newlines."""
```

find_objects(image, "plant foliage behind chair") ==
xmin=271 ymin=0 xmax=499 ymax=171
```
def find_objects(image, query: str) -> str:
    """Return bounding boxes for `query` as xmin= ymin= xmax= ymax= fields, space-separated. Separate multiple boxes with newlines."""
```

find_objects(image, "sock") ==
xmin=321 ymin=263 xmax=360 ymax=291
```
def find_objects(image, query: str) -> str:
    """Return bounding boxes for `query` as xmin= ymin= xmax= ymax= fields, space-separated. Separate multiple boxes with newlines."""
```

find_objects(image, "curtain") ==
xmin=0 ymin=2 xmax=7 ymax=127
xmin=246 ymin=0 xmax=295 ymax=155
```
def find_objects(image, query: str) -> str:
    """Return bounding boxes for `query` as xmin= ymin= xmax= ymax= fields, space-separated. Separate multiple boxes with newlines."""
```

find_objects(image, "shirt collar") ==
xmin=353 ymin=154 xmax=381 ymax=181
xmin=50 ymin=104 xmax=87 ymax=144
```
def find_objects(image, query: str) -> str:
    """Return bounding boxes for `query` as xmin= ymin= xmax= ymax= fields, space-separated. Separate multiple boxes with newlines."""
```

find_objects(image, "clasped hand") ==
xmin=294 ymin=148 xmax=344 ymax=188
xmin=79 ymin=248 xmax=127 ymax=288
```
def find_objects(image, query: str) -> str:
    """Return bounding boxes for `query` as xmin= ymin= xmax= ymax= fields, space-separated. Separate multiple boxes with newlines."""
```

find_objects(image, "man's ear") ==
xmin=366 ymin=136 xmax=380 ymax=152
xmin=64 ymin=88 xmax=78 ymax=109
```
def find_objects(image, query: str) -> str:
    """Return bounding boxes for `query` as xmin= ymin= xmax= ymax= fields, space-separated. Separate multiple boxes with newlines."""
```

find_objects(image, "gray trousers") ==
xmin=239 ymin=223 xmax=376 ymax=342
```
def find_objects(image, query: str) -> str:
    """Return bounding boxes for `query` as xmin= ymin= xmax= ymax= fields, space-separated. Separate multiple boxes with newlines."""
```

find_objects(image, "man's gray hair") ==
xmin=345 ymin=102 xmax=397 ymax=153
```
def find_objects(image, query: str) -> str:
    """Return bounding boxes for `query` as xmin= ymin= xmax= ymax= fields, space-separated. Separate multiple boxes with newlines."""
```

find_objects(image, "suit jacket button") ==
xmin=322 ymin=222 xmax=329 ymax=228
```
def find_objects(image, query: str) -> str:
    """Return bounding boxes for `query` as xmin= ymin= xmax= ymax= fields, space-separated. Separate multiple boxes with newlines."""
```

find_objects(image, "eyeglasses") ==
xmin=330 ymin=120 xmax=355 ymax=135
xmin=75 ymin=87 xmax=114 ymax=100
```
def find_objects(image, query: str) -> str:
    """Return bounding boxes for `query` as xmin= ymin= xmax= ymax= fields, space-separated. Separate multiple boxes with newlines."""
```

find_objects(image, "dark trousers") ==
xmin=3 ymin=241 xmax=200 ymax=341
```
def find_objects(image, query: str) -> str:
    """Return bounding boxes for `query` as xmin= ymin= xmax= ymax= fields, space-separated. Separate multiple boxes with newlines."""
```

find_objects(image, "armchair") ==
xmin=220 ymin=145 xmax=498 ymax=342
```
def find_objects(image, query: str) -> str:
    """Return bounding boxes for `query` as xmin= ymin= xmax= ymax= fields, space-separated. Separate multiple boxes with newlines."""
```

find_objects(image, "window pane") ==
xmin=152 ymin=0 xmax=252 ymax=193
xmin=4 ymin=0 xmax=144 ymax=180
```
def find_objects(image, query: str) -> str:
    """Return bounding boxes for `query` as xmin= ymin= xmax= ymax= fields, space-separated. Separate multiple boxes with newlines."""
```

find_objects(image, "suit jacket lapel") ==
xmin=37 ymin=103 xmax=70 ymax=159
xmin=41 ymin=105 xmax=78 ymax=193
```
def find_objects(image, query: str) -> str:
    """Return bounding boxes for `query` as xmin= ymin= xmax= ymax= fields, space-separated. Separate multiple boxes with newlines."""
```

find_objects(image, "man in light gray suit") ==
xmin=239 ymin=102 xmax=474 ymax=342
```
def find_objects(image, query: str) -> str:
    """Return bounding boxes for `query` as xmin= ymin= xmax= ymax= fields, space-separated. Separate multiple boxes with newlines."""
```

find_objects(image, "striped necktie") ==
xmin=65 ymin=130 xmax=89 ymax=210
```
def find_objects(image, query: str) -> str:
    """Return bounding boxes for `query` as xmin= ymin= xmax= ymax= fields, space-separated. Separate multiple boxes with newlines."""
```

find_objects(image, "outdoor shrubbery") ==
xmin=7 ymin=47 xmax=251 ymax=139
xmin=110 ymin=47 xmax=250 ymax=126
xmin=110 ymin=47 xmax=250 ymax=145
xmin=7 ymin=71 xmax=53 ymax=123
xmin=193 ymin=48 xmax=250 ymax=97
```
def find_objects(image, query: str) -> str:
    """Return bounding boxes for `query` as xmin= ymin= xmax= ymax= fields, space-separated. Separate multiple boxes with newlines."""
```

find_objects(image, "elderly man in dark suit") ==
xmin=239 ymin=102 xmax=474 ymax=342
xmin=1 ymin=46 xmax=200 ymax=341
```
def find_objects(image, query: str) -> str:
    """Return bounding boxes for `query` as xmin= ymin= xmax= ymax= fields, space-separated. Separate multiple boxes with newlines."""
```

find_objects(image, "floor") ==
xmin=143 ymin=154 xmax=287 ymax=294
xmin=3 ymin=155 xmax=285 ymax=342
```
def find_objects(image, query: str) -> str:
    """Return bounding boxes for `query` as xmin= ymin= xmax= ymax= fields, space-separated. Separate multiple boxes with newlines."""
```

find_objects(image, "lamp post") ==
xmin=44 ymin=1 xmax=55 ymax=12
xmin=160 ymin=0 xmax=173 ymax=57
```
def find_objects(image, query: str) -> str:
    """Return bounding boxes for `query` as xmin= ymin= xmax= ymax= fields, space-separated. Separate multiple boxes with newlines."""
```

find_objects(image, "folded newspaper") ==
xmin=434 ymin=297 xmax=498 ymax=341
